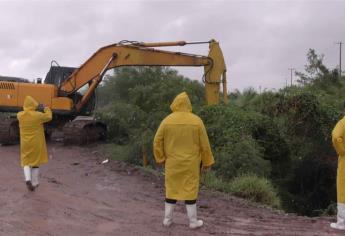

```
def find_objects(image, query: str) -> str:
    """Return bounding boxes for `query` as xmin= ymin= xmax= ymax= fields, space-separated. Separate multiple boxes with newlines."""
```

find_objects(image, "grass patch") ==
xmin=202 ymin=171 xmax=232 ymax=192
xmin=101 ymin=143 xmax=130 ymax=162
xmin=137 ymin=165 xmax=163 ymax=178
xmin=229 ymin=174 xmax=281 ymax=208
xmin=203 ymin=171 xmax=281 ymax=209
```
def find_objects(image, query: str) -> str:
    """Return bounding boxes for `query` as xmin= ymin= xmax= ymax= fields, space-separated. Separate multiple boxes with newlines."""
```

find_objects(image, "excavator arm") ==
xmin=59 ymin=39 xmax=227 ymax=112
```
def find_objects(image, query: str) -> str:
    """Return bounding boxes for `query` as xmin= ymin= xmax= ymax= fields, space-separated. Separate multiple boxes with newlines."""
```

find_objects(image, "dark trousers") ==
xmin=165 ymin=198 xmax=197 ymax=205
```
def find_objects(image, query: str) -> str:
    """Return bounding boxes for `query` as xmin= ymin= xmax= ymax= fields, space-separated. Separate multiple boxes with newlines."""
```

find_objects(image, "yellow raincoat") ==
xmin=332 ymin=116 xmax=345 ymax=203
xmin=153 ymin=92 xmax=214 ymax=200
xmin=17 ymin=96 xmax=52 ymax=167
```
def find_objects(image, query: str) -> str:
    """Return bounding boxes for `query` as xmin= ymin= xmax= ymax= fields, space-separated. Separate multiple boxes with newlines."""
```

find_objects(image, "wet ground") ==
xmin=0 ymin=143 xmax=343 ymax=236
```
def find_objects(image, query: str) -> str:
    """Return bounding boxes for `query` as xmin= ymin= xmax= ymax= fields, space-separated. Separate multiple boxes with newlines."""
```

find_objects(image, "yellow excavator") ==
xmin=0 ymin=39 xmax=227 ymax=144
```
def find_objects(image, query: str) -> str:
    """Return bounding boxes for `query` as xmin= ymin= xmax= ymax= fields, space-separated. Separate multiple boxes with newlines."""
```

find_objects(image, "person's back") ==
xmin=163 ymin=112 xmax=202 ymax=161
xmin=18 ymin=106 xmax=47 ymax=148
xmin=153 ymin=92 xmax=214 ymax=229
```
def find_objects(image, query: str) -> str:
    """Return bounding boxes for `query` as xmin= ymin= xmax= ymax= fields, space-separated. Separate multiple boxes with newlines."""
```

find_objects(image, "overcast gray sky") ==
xmin=0 ymin=0 xmax=344 ymax=92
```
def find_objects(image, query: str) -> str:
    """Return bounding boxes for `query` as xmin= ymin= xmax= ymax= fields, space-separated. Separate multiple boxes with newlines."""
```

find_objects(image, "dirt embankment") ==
xmin=0 ymin=143 xmax=343 ymax=236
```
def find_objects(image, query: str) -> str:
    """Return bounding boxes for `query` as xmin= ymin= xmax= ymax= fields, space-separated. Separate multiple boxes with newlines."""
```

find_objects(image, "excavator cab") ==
xmin=44 ymin=66 xmax=76 ymax=87
xmin=44 ymin=66 xmax=96 ymax=116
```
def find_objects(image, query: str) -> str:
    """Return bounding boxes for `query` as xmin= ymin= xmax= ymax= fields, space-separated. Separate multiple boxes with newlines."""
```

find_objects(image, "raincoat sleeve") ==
xmin=332 ymin=119 xmax=345 ymax=156
xmin=199 ymin=121 xmax=214 ymax=167
xmin=38 ymin=107 xmax=53 ymax=124
xmin=153 ymin=122 xmax=166 ymax=164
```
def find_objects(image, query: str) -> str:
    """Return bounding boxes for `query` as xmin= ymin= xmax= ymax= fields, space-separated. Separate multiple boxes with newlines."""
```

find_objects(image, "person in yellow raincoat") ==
xmin=331 ymin=113 xmax=345 ymax=230
xmin=153 ymin=92 xmax=214 ymax=229
xmin=17 ymin=96 xmax=52 ymax=191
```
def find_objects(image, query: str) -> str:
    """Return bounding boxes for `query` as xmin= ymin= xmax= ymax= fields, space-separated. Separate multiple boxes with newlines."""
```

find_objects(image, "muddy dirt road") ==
xmin=0 ymin=143 xmax=343 ymax=236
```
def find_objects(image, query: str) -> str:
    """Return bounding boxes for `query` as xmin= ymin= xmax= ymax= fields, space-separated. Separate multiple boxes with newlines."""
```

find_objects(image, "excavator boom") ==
xmin=60 ymin=39 xmax=227 ymax=111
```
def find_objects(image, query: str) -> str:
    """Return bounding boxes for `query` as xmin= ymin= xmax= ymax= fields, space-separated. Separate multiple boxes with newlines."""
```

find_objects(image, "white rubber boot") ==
xmin=31 ymin=167 xmax=40 ymax=188
xmin=23 ymin=166 xmax=34 ymax=191
xmin=330 ymin=203 xmax=345 ymax=230
xmin=23 ymin=166 xmax=31 ymax=182
xmin=186 ymin=204 xmax=203 ymax=229
xmin=163 ymin=203 xmax=175 ymax=227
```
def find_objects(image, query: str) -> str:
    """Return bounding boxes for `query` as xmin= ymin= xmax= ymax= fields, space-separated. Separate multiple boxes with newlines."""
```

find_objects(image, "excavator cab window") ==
xmin=44 ymin=66 xmax=77 ymax=87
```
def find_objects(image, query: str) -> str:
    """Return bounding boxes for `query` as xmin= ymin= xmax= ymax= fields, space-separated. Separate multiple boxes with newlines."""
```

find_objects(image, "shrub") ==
xmin=203 ymin=172 xmax=281 ymax=209
xmin=95 ymin=102 xmax=147 ymax=144
xmin=229 ymin=174 xmax=281 ymax=208
xmin=198 ymin=104 xmax=287 ymax=180
xmin=202 ymin=171 xmax=231 ymax=192
xmin=102 ymin=143 xmax=130 ymax=162
xmin=213 ymin=139 xmax=271 ymax=180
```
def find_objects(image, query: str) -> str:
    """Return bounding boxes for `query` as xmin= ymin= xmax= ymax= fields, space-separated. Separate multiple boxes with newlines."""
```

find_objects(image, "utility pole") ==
xmin=288 ymin=68 xmax=295 ymax=86
xmin=336 ymin=42 xmax=342 ymax=79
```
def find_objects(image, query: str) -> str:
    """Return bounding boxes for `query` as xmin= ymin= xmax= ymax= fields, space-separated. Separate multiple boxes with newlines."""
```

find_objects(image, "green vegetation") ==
xmin=229 ymin=175 xmax=281 ymax=208
xmin=202 ymin=171 xmax=231 ymax=192
xmin=95 ymin=50 xmax=343 ymax=215
xmin=202 ymin=172 xmax=280 ymax=208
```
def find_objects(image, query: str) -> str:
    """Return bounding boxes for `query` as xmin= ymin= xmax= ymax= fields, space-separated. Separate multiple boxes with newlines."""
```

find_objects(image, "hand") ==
xmin=157 ymin=161 xmax=165 ymax=167
xmin=201 ymin=165 xmax=211 ymax=172
xmin=156 ymin=161 xmax=165 ymax=176
xmin=37 ymin=104 xmax=45 ymax=112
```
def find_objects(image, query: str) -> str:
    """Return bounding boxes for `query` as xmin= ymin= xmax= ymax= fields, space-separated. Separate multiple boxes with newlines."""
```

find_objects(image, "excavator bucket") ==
xmin=204 ymin=40 xmax=227 ymax=105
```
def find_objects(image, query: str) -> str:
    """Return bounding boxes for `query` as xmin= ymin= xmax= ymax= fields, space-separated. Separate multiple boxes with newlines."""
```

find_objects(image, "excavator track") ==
xmin=0 ymin=117 xmax=19 ymax=145
xmin=63 ymin=116 xmax=107 ymax=145
xmin=0 ymin=116 xmax=106 ymax=145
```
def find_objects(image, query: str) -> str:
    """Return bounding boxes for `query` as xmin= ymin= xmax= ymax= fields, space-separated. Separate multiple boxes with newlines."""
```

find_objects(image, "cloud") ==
xmin=0 ymin=0 xmax=344 ymax=92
